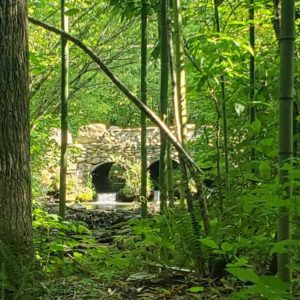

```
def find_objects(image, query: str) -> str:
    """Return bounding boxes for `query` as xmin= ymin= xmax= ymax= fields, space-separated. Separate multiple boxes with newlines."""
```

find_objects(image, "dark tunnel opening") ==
xmin=91 ymin=162 xmax=125 ymax=194
xmin=148 ymin=160 xmax=179 ymax=190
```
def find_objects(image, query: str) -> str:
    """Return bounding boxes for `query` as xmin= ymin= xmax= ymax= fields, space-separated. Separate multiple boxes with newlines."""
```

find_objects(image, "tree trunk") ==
xmin=140 ymin=0 xmax=148 ymax=218
xmin=59 ymin=0 xmax=69 ymax=219
xmin=278 ymin=0 xmax=294 ymax=285
xmin=159 ymin=0 xmax=169 ymax=212
xmin=0 ymin=0 xmax=33 ymax=267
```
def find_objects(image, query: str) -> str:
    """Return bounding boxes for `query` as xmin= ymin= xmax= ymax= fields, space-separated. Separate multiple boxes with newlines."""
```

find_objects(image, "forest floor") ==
xmin=43 ymin=272 xmax=234 ymax=299
xmin=36 ymin=204 xmax=236 ymax=299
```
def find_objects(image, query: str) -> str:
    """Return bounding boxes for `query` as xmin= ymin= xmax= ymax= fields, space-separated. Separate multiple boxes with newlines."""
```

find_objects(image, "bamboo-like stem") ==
xmin=173 ymin=0 xmax=188 ymax=203
xmin=159 ymin=0 xmax=169 ymax=212
xmin=167 ymin=15 xmax=175 ymax=207
xmin=140 ymin=0 xmax=148 ymax=218
xmin=59 ymin=0 xmax=69 ymax=220
xmin=249 ymin=0 xmax=256 ymax=165
xmin=278 ymin=0 xmax=294 ymax=285
xmin=172 ymin=0 xmax=187 ymax=142
xmin=213 ymin=0 xmax=227 ymax=214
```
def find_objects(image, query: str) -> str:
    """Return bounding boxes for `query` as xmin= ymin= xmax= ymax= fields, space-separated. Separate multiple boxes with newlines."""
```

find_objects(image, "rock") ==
xmin=108 ymin=126 xmax=120 ymax=131
xmin=111 ymin=221 xmax=127 ymax=229
xmin=76 ymin=157 xmax=86 ymax=163
xmin=91 ymin=158 xmax=100 ymax=164
xmin=77 ymin=123 xmax=106 ymax=144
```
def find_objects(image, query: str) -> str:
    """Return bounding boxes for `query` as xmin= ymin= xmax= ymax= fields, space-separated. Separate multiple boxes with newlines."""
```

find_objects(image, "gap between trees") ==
xmin=29 ymin=16 xmax=210 ymax=235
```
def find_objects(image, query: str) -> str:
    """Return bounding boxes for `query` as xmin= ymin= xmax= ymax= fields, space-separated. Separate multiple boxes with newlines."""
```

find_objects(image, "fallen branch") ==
xmin=29 ymin=17 xmax=210 ymax=234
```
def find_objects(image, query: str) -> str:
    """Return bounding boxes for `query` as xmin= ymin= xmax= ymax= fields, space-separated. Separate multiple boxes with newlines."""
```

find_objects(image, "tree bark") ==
xmin=0 ymin=0 xmax=33 ymax=263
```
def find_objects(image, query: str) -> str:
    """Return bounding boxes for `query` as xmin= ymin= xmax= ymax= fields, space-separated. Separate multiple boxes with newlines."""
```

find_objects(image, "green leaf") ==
xmin=188 ymin=286 xmax=204 ymax=293
xmin=200 ymin=238 xmax=219 ymax=249
xmin=212 ymin=249 xmax=224 ymax=254
xmin=259 ymin=138 xmax=277 ymax=158
xmin=221 ymin=242 xmax=234 ymax=252
xmin=73 ymin=252 xmax=83 ymax=259
xmin=246 ymin=45 xmax=254 ymax=56
xmin=270 ymin=239 xmax=299 ymax=254
xmin=65 ymin=8 xmax=80 ymax=16
xmin=226 ymin=257 xmax=249 ymax=268
xmin=234 ymin=103 xmax=245 ymax=116
xmin=259 ymin=161 xmax=271 ymax=180
xmin=226 ymin=267 xmax=259 ymax=284
xmin=258 ymin=276 xmax=289 ymax=292
xmin=250 ymin=119 xmax=261 ymax=135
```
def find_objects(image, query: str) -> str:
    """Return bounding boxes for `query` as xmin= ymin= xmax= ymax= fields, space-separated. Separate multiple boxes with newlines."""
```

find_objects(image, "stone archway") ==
xmin=148 ymin=160 xmax=180 ymax=185
xmin=91 ymin=162 xmax=125 ymax=194
xmin=67 ymin=123 xmax=196 ymax=186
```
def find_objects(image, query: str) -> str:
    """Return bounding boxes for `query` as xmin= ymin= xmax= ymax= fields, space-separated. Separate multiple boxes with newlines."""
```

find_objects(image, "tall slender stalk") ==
xmin=209 ymin=89 xmax=224 ymax=218
xmin=249 ymin=0 xmax=256 ymax=164
xmin=166 ymin=143 xmax=174 ymax=206
xmin=213 ymin=0 xmax=228 ymax=213
xmin=59 ymin=0 xmax=69 ymax=219
xmin=167 ymin=24 xmax=176 ymax=207
xmin=173 ymin=0 xmax=187 ymax=142
xmin=159 ymin=0 xmax=169 ymax=212
xmin=172 ymin=0 xmax=187 ymax=203
xmin=278 ymin=0 xmax=294 ymax=285
xmin=140 ymin=0 xmax=148 ymax=218
xmin=172 ymin=0 xmax=210 ymax=258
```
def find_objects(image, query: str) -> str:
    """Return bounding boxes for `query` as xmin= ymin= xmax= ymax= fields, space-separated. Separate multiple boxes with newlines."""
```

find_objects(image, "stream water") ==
xmin=97 ymin=192 xmax=117 ymax=204
xmin=82 ymin=190 xmax=160 ymax=210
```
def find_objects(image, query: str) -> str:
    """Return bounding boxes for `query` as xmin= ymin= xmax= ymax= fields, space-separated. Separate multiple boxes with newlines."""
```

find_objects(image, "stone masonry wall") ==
xmin=68 ymin=123 xmax=196 ymax=183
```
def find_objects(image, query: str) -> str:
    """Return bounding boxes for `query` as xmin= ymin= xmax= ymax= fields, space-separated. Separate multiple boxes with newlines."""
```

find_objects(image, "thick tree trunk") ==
xmin=0 ymin=0 xmax=33 ymax=260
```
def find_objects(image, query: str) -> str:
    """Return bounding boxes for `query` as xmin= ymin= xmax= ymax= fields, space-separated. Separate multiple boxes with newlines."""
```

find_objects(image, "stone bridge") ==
xmin=67 ymin=123 xmax=196 ymax=193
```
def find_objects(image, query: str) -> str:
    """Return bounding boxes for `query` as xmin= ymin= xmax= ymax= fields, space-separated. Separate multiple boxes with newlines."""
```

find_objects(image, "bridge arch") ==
xmin=148 ymin=159 xmax=180 ymax=190
xmin=91 ymin=161 xmax=126 ymax=194
xmin=69 ymin=123 xmax=195 ymax=185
